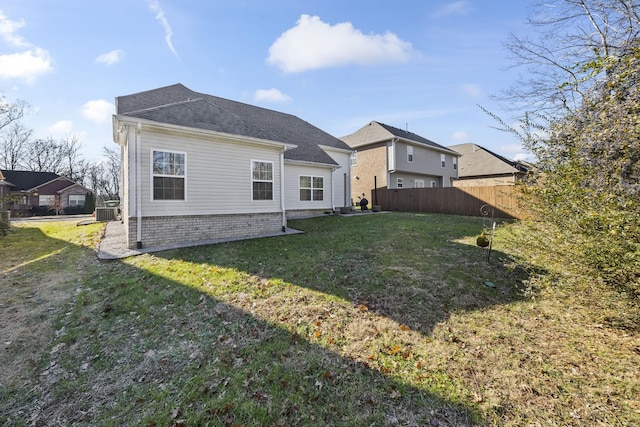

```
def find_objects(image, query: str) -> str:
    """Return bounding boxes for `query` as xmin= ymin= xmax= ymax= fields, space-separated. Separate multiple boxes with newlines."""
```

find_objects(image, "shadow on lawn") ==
xmin=2 ymin=221 xmax=482 ymax=426
xmin=158 ymin=213 xmax=532 ymax=338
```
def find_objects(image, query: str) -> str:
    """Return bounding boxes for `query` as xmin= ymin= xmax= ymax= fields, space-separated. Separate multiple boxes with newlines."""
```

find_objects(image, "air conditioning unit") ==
xmin=95 ymin=207 xmax=117 ymax=222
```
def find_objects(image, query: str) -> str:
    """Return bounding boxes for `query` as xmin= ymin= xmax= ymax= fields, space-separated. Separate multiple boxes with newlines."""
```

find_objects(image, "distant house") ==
xmin=448 ymin=143 xmax=530 ymax=187
xmin=112 ymin=83 xmax=353 ymax=250
xmin=340 ymin=121 xmax=460 ymax=205
xmin=0 ymin=169 xmax=92 ymax=215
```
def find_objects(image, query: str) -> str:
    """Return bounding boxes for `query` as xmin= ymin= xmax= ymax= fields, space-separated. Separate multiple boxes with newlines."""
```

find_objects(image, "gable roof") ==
xmin=116 ymin=83 xmax=352 ymax=166
xmin=0 ymin=170 xmax=65 ymax=191
xmin=341 ymin=121 xmax=459 ymax=155
xmin=448 ymin=143 xmax=529 ymax=177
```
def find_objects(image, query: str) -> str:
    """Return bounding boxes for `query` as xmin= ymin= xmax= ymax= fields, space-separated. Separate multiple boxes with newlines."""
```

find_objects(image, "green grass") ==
xmin=1 ymin=213 xmax=639 ymax=426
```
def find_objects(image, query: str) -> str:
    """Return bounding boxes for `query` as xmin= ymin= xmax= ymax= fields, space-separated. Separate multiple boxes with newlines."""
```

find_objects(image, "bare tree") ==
xmin=84 ymin=146 xmax=121 ymax=200
xmin=501 ymin=0 xmax=640 ymax=115
xmin=0 ymin=97 xmax=28 ymax=133
xmin=0 ymin=122 xmax=32 ymax=169
xmin=25 ymin=137 xmax=64 ymax=173
xmin=58 ymin=134 xmax=84 ymax=181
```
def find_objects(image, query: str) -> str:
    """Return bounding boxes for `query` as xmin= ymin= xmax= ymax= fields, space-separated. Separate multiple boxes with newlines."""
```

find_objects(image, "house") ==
xmin=112 ymin=83 xmax=353 ymax=250
xmin=0 ymin=169 xmax=92 ymax=216
xmin=340 ymin=121 xmax=460 ymax=205
xmin=448 ymin=143 xmax=530 ymax=187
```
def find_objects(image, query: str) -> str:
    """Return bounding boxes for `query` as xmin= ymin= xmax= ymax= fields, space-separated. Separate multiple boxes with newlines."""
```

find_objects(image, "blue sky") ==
xmin=0 ymin=1 xmax=534 ymax=162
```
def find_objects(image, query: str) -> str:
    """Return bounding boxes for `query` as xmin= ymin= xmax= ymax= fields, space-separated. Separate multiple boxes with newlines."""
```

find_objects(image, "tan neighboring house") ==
xmin=341 ymin=121 xmax=460 ymax=205
xmin=449 ymin=143 xmax=530 ymax=187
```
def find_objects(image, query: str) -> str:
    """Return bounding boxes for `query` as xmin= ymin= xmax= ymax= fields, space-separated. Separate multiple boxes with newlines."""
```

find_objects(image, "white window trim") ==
xmin=350 ymin=152 xmax=357 ymax=166
xmin=453 ymin=157 xmax=458 ymax=170
xmin=407 ymin=146 xmax=414 ymax=163
xmin=39 ymin=194 xmax=55 ymax=206
xmin=415 ymin=179 xmax=425 ymax=188
xmin=299 ymin=175 xmax=325 ymax=201
xmin=68 ymin=194 xmax=85 ymax=206
xmin=441 ymin=154 xmax=446 ymax=168
xmin=397 ymin=177 xmax=404 ymax=188
xmin=431 ymin=181 xmax=437 ymax=188
xmin=151 ymin=148 xmax=187 ymax=202
xmin=251 ymin=160 xmax=274 ymax=201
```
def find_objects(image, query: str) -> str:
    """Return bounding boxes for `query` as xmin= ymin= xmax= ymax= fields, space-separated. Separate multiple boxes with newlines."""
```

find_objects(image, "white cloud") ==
xmin=81 ymin=99 xmax=114 ymax=124
xmin=452 ymin=130 xmax=470 ymax=140
xmin=147 ymin=0 xmax=179 ymax=58
xmin=0 ymin=11 xmax=53 ymax=83
xmin=253 ymin=88 xmax=292 ymax=103
xmin=49 ymin=120 xmax=73 ymax=135
xmin=0 ymin=48 xmax=52 ymax=83
xmin=461 ymin=83 xmax=482 ymax=98
xmin=96 ymin=49 xmax=125 ymax=65
xmin=0 ymin=11 xmax=28 ymax=47
xmin=432 ymin=1 xmax=473 ymax=18
xmin=267 ymin=15 xmax=416 ymax=73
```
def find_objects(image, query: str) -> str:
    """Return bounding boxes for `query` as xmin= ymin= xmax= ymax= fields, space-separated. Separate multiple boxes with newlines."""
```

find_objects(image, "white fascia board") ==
xmin=284 ymin=159 xmax=339 ymax=170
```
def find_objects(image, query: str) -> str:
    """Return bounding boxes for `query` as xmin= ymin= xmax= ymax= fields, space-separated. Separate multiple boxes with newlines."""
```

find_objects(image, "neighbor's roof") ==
xmin=115 ymin=83 xmax=352 ymax=166
xmin=340 ymin=121 xmax=459 ymax=155
xmin=448 ymin=143 xmax=529 ymax=177
xmin=0 ymin=170 xmax=64 ymax=191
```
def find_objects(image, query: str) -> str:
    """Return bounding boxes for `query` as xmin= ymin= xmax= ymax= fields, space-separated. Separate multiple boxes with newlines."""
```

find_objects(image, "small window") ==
xmin=441 ymin=154 xmax=446 ymax=168
xmin=397 ymin=178 xmax=403 ymax=188
xmin=431 ymin=181 xmax=437 ymax=188
xmin=350 ymin=152 xmax=357 ymax=166
xmin=407 ymin=146 xmax=414 ymax=163
xmin=300 ymin=176 xmax=324 ymax=201
xmin=252 ymin=161 xmax=273 ymax=200
xmin=153 ymin=150 xmax=186 ymax=200
xmin=453 ymin=157 xmax=458 ymax=170
xmin=69 ymin=194 xmax=85 ymax=206
xmin=415 ymin=179 xmax=425 ymax=188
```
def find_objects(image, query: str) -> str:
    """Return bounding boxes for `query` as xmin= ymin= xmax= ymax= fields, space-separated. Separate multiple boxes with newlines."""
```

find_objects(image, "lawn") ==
xmin=1 ymin=213 xmax=638 ymax=426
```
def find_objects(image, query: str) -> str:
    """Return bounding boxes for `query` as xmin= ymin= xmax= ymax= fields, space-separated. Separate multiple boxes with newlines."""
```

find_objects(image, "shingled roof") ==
xmin=448 ymin=143 xmax=529 ymax=177
xmin=0 ymin=170 xmax=62 ymax=191
xmin=116 ymin=84 xmax=352 ymax=166
xmin=341 ymin=120 xmax=458 ymax=155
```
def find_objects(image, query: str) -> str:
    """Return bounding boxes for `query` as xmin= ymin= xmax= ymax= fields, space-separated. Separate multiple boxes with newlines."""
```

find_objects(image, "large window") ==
xmin=252 ymin=161 xmax=273 ymax=200
xmin=39 ymin=195 xmax=55 ymax=206
xmin=69 ymin=194 xmax=85 ymax=206
xmin=415 ymin=179 xmax=425 ymax=188
xmin=153 ymin=150 xmax=185 ymax=200
xmin=441 ymin=154 xmax=446 ymax=168
xmin=299 ymin=176 xmax=324 ymax=201
xmin=407 ymin=146 xmax=414 ymax=162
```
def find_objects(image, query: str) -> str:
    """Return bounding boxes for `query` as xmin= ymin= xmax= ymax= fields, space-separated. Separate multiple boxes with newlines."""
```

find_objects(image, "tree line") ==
xmin=0 ymin=96 xmax=120 ymax=200
xmin=494 ymin=0 xmax=640 ymax=299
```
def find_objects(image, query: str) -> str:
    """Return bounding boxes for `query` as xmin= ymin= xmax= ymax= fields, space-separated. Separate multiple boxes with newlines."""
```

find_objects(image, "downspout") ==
xmin=331 ymin=167 xmax=336 ymax=211
xmin=136 ymin=122 xmax=143 ymax=248
xmin=280 ymin=148 xmax=286 ymax=232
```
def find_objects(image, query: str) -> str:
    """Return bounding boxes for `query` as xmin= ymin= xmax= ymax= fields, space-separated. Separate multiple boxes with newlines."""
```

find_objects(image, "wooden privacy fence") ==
xmin=371 ymin=185 xmax=527 ymax=219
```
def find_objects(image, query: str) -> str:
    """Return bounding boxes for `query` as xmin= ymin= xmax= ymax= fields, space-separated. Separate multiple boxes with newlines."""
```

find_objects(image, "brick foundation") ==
xmin=128 ymin=212 xmax=283 ymax=249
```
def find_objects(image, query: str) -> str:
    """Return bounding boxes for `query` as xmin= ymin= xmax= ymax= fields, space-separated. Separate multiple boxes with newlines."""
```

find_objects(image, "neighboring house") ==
xmin=448 ymin=143 xmax=530 ymax=187
xmin=0 ymin=169 xmax=92 ymax=215
xmin=340 ymin=121 xmax=460 ymax=205
xmin=112 ymin=83 xmax=353 ymax=250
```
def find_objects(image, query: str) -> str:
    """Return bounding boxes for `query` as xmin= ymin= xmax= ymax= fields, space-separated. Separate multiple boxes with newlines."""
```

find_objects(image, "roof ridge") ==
xmin=121 ymin=97 xmax=206 ymax=116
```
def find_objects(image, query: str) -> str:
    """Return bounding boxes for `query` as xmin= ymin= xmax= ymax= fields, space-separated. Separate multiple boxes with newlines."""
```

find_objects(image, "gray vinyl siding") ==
xmin=393 ymin=142 xmax=458 ymax=186
xmin=284 ymin=163 xmax=333 ymax=211
xmin=136 ymin=128 xmax=283 ymax=217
